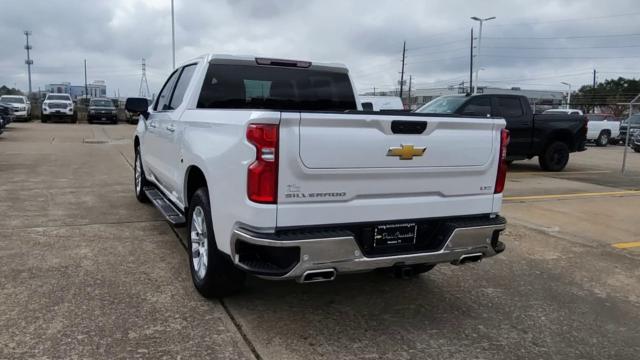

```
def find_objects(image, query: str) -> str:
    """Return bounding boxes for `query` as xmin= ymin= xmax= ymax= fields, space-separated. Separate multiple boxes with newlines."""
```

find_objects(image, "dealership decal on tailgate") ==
xmin=373 ymin=223 xmax=417 ymax=247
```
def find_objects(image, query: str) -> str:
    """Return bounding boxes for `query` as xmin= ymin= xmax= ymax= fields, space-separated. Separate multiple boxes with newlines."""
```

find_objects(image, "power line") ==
xmin=406 ymin=38 xmax=467 ymax=51
xmin=482 ymin=54 xmax=640 ymax=59
xmin=491 ymin=11 xmax=640 ymax=27
xmin=482 ymin=44 xmax=640 ymax=50
xmin=484 ymin=32 xmax=640 ymax=40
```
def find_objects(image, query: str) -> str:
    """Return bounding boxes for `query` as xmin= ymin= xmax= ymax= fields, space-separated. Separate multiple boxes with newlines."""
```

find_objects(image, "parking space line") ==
xmin=505 ymin=190 xmax=640 ymax=202
xmin=509 ymin=170 xmax=611 ymax=176
xmin=612 ymin=241 xmax=640 ymax=249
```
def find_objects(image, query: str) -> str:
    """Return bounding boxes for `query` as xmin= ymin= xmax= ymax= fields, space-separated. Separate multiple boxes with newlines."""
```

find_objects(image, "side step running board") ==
xmin=144 ymin=186 xmax=186 ymax=227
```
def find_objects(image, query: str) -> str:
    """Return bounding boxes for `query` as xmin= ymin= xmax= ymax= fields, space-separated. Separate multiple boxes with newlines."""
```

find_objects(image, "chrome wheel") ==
xmin=190 ymin=206 xmax=208 ymax=280
xmin=135 ymin=153 xmax=142 ymax=195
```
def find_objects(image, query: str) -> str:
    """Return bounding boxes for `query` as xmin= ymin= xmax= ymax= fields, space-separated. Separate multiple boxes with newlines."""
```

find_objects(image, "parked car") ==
xmin=585 ymin=114 xmax=620 ymax=146
xmin=0 ymin=95 xmax=31 ymax=121
xmin=618 ymin=114 xmax=640 ymax=145
xmin=359 ymin=96 xmax=405 ymax=111
xmin=417 ymin=94 xmax=587 ymax=171
xmin=632 ymin=131 xmax=640 ymax=153
xmin=42 ymin=93 xmax=75 ymax=123
xmin=125 ymin=97 xmax=149 ymax=124
xmin=127 ymin=54 xmax=508 ymax=298
xmin=543 ymin=108 xmax=584 ymax=115
xmin=87 ymin=98 xmax=118 ymax=124
xmin=0 ymin=102 xmax=15 ymax=134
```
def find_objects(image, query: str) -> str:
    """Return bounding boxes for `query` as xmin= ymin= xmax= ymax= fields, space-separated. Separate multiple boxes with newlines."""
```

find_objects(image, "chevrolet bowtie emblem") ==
xmin=387 ymin=144 xmax=426 ymax=160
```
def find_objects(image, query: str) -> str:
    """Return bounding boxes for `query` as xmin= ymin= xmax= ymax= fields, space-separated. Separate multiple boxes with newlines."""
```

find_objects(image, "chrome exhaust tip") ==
xmin=299 ymin=269 xmax=336 ymax=283
xmin=451 ymin=252 xmax=483 ymax=266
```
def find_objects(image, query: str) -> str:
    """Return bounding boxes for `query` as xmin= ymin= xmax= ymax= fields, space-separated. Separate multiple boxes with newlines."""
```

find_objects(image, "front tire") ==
xmin=539 ymin=141 xmax=570 ymax=172
xmin=634 ymin=146 xmax=640 ymax=153
xmin=188 ymin=187 xmax=246 ymax=298
xmin=134 ymin=148 xmax=149 ymax=203
xmin=596 ymin=131 xmax=610 ymax=147
xmin=41 ymin=115 xmax=48 ymax=123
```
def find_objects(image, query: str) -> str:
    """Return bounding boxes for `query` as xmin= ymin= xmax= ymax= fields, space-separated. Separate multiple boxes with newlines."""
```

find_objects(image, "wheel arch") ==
xmin=544 ymin=129 xmax=575 ymax=151
xmin=184 ymin=165 xmax=208 ymax=210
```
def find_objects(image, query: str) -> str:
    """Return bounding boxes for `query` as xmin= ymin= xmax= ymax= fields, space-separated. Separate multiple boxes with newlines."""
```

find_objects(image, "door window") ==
xmin=169 ymin=64 xmax=197 ymax=110
xmin=154 ymin=69 xmax=181 ymax=111
xmin=459 ymin=97 xmax=491 ymax=117
xmin=497 ymin=97 xmax=524 ymax=117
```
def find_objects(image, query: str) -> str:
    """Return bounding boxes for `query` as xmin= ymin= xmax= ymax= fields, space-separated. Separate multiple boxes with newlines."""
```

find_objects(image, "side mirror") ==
xmin=361 ymin=102 xmax=374 ymax=111
xmin=125 ymin=98 xmax=149 ymax=119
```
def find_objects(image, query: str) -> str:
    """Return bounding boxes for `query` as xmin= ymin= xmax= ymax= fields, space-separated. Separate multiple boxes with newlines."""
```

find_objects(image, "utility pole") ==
xmin=24 ymin=31 xmax=33 ymax=95
xmin=84 ymin=59 xmax=88 ymax=99
xmin=469 ymin=27 xmax=474 ymax=93
xmin=592 ymin=69 xmax=597 ymax=113
xmin=399 ymin=41 xmax=406 ymax=98
xmin=471 ymin=16 xmax=496 ymax=94
xmin=171 ymin=0 xmax=176 ymax=69
xmin=407 ymin=75 xmax=412 ymax=110
xmin=373 ymin=86 xmax=376 ymax=96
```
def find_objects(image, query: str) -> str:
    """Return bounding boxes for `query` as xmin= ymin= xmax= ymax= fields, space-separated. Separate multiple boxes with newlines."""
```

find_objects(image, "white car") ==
xmin=543 ymin=108 xmax=584 ymax=116
xmin=359 ymin=95 xmax=404 ymax=111
xmin=127 ymin=54 xmax=508 ymax=298
xmin=585 ymin=114 xmax=620 ymax=146
xmin=42 ymin=93 xmax=75 ymax=123
xmin=0 ymin=95 xmax=31 ymax=121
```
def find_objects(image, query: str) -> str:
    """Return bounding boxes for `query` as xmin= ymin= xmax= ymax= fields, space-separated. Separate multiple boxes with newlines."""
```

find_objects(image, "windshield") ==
xmin=416 ymin=96 xmax=466 ymax=114
xmin=47 ymin=94 xmax=71 ymax=101
xmin=197 ymin=64 xmax=357 ymax=111
xmin=90 ymin=99 xmax=114 ymax=108
xmin=624 ymin=115 xmax=640 ymax=125
xmin=0 ymin=96 xmax=25 ymax=104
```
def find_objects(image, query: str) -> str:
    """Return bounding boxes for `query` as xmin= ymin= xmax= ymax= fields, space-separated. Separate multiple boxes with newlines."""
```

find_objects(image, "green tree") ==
xmin=0 ymin=85 xmax=24 ymax=96
xmin=572 ymin=77 xmax=640 ymax=117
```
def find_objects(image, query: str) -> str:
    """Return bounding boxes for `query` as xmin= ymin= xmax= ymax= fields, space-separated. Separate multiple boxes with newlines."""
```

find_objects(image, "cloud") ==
xmin=0 ymin=0 xmax=639 ymax=97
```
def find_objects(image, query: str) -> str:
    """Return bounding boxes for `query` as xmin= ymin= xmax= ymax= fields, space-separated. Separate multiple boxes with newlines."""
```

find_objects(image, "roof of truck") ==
xmin=179 ymin=54 xmax=349 ymax=72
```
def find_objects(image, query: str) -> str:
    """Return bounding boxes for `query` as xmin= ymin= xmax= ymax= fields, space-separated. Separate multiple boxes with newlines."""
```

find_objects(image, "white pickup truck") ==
xmin=585 ymin=114 xmax=620 ymax=146
xmin=126 ymin=54 xmax=508 ymax=298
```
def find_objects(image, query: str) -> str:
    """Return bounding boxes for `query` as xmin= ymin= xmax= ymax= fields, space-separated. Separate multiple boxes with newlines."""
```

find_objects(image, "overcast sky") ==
xmin=1 ymin=0 xmax=639 ymax=97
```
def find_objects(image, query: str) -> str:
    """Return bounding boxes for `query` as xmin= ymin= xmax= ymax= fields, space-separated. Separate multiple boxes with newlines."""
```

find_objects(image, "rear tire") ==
xmin=539 ymin=141 xmax=570 ymax=172
xmin=188 ymin=187 xmax=246 ymax=298
xmin=634 ymin=146 xmax=640 ymax=153
xmin=134 ymin=148 xmax=149 ymax=203
xmin=596 ymin=131 xmax=610 ymax=147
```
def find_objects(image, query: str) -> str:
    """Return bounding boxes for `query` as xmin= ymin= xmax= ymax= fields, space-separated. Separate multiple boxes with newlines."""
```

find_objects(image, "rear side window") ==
xmin=497 ymin=97 xmax=524 ymax=117
xmin=197 ymin=64 xmax=357 ymax=111
xmin=459 ymin=97 xmax=491 ymax=117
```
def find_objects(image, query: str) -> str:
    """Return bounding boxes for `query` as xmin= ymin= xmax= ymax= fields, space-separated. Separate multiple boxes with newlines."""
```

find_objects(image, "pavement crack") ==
xmin=220 ymin=299 xmax=263 ymax=360
xmin=119 ymin=150 xmax=134 ymax=169
xmin=1 ymin=219 xmax=166 ymax=231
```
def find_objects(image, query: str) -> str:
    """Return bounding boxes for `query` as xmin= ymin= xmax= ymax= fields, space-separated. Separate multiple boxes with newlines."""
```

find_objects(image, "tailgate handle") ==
xmin=391 ymin=120 xmax=427 ymax=134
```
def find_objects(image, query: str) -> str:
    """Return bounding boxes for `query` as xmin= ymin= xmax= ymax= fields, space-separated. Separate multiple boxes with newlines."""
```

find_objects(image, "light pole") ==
xmin=171 ymin=0 xmax=175 ymax=69
xmin=471 ymin=16 xmax=495 ymax=94
xmin=561 ymin=82 xmax=572 ymax=109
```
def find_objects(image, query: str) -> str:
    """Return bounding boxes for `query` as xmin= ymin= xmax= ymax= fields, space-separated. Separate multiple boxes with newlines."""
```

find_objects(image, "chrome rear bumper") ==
xmin=231 ymin=217 xmax=506 ymax=282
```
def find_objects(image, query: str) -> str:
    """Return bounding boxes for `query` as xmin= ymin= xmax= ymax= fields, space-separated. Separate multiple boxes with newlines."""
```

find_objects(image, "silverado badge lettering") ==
xmin=386 ymin=144 xmax=426 ymax=160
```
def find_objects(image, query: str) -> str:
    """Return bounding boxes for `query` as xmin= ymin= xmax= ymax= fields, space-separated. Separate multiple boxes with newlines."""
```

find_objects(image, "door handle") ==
xmin=148 ymin=121 xmax=157 ymax=128
xmin=166 ymin=124 xmax=176 ymax=132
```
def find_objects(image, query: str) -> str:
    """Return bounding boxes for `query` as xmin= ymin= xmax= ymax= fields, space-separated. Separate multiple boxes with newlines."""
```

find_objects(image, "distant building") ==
xmin=362 ymin=85 xmax=565 ymax=113
xmin=45 ymin=80 xmax=107 ymax=99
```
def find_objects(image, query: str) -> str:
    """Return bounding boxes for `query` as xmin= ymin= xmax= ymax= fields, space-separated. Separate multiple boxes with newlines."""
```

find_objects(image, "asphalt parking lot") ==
xmin=1 ymin=122 xmax=639 ymax=359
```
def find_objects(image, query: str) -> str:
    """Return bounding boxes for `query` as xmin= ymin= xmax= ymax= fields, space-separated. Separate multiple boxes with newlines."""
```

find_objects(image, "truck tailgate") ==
xmin=277 ymin=112 xmax=505 ymax=227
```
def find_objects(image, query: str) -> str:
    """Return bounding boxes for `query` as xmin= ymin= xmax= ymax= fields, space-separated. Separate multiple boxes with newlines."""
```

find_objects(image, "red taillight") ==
xmin=495 ymin=128 xmax=510 ymax=194
xmin=246 ymin=124 xmax=279 ymax=203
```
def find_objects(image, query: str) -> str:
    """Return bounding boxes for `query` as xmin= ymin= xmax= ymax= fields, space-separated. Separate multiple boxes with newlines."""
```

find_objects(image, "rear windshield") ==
xmin=416 ymin=96 xmax=466 ymax=114
xmin=47 ymin=94 xmax=71 ymax=101
xmin=0 ymin=96 xmax=24 ymax=104
xmin=197 ymin=64 xmax=357 ymax=111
